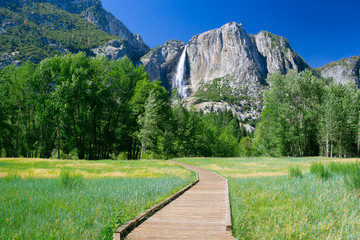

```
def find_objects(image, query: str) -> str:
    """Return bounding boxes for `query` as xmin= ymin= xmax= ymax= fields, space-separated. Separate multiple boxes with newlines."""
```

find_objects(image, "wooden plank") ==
xmin=113 ymin=171 xmax=199 ymax=240
xmin=121 ymin=161 xmax=235 ymax=240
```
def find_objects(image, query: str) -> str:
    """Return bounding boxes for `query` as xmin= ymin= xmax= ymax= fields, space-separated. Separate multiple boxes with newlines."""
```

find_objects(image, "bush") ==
xmin=59 ymin=169 xmax=83 ymax=188
xmin=310 ymin=163 xmax=331 ymax=180
xmin=288 ymin=167 xmax=303 ymax=178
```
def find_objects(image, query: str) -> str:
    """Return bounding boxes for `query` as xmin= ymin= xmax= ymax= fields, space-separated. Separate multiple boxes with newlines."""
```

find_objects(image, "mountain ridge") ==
xmin=0 ymin=0 xmax=150 ymax=68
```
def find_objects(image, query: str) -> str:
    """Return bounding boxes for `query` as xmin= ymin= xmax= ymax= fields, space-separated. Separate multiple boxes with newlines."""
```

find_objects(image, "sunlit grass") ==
xmin=177 ymin=157 xmax=360 ymax=239
xmin=0 ymin=158 xmax=192 ymax=179
xmin=0 ymin=158 xmax=196 ymax=239
xmin=177 ymin=157 xmax=359 ymax=178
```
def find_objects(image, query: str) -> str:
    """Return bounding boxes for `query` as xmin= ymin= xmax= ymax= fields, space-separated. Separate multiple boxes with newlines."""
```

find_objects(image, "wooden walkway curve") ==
xmin=125 ymin=161 xmax=236 ymax=240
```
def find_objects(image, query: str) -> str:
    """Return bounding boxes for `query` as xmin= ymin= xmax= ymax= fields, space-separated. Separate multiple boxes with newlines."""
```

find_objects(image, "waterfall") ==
xmin=173 ymin=46 xmax=188 ymax=99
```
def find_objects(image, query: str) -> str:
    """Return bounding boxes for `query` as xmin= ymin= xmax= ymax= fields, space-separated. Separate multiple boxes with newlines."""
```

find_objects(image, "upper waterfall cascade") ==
xmin=172 ymin=46 xmax=188 ymax=99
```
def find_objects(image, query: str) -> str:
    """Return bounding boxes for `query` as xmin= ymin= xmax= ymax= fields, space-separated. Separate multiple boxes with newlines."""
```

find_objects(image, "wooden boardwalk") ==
xmin=125 ymin=161 xmax=235 ymax=240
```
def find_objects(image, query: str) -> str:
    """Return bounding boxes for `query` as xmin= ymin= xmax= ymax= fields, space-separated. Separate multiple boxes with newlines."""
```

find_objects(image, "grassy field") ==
xmin=177 ymin=157 xmax=360 ymax=239
xmin=0 ymin=158 xmax=191 ymax=179
xmin=0 ymin=158 xmax=195 ymax=240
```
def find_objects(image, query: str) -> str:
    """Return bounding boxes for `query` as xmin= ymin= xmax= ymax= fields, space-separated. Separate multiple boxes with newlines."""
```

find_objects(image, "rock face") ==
xmin=186 ymin=22 xmax=267 ymax=97
xmin=183 ymin=97 xmax=253 ymax=121
xmin=144 ymin=22 xmax=309 ymax=120
xmin=82 ymin=4 xmax=150 ymax=60
xmin=91 ymin=39 xmax=146 ymax=63
xmin=140 ymin=40 xmax=185 ymax=91
xmin=318 ymin=56 xmax=360 ymax=86
xmin=253 ymin=31 xmax=309 ymax=74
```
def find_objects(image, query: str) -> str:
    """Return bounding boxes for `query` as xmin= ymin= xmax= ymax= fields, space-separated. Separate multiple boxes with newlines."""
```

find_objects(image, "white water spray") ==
xmin=173 ymin=46 xmax=188 ymax=99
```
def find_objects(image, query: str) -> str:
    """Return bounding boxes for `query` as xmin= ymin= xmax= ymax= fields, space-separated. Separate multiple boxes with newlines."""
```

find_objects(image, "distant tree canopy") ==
xmin=0 ymin=52 xmax=250 ymax=160
xmin=254 ymin=70 xmax=360 ymax=157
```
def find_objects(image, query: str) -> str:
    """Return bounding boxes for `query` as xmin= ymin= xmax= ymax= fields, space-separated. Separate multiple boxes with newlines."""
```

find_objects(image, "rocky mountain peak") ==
xmin=221 ymin=21 xmax=244 ymax=29
xmin=78 ymin=1 xmax=150 ymax=60
xmin=142 ymin=22 xmax=310 ymax=120
xmin=221 ymin=21 xmax=244 ymax=31
xmin=83 ymin=3 xmax=150 ymax=61
xmin=186 ymin=21 xmax=269 ymax=92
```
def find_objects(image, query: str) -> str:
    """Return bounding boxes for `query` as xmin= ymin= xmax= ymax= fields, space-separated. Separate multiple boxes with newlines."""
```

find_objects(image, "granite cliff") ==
xmin=140 ymin=40 xmax=185 ymax=91
xmin=318 ymin=56 xmax=360 ymax=87
xmin=143 ymin=22 xmax=309 ymax=120
xmin=81 ymin=2 xmax=150 ymax=61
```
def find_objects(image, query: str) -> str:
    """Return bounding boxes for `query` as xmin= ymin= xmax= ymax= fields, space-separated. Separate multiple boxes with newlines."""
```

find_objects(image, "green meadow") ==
xmin=178 ymin=157 xmax=360 ymax=239
xmin=3 ymin=157 xmax=360 ymax=239
xmin=0 ymin=158 xmax=195 ymax=239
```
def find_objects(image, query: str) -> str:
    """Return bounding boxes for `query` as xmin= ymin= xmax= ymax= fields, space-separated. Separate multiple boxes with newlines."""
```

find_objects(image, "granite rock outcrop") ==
xmin=319 ymin=56 xmax=360 ymax=86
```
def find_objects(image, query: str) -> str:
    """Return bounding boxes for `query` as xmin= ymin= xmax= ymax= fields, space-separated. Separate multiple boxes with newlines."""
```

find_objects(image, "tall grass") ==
xmin=328 ymin=162 xmax=360 ymax=190
xmin=229 ymin=175 xmax=360 ymax=239
xmin=310 ymin=162 xmax=331 ymax=179
xmin=0 ymin=176 xmax=194 ymax=240
xmin=288 ymin=166 xmax=303 ymax=178
xmin=59 ymin=169 xmax=83 ymax=187
xmin=328 ymin=162 xmax=357 ymax=175
xmin=0 ymin=159 xmax=196 ymax=239
xmin=344 ymin=168 xmax=360 ymax=190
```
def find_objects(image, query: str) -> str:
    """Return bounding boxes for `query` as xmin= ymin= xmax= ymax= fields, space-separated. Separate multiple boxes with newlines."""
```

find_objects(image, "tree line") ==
xmin=3 ymin=54 xmax=354 ymax=159
xmin=253 ymin=70 xmax=360 ymax=157
xmin=0 ymin=52 xmax=250 ymax=160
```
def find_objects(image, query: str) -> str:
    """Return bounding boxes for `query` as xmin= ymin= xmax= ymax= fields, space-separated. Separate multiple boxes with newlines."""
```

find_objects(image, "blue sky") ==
xmin=102 ymin=0 xmax=359 ymax=68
